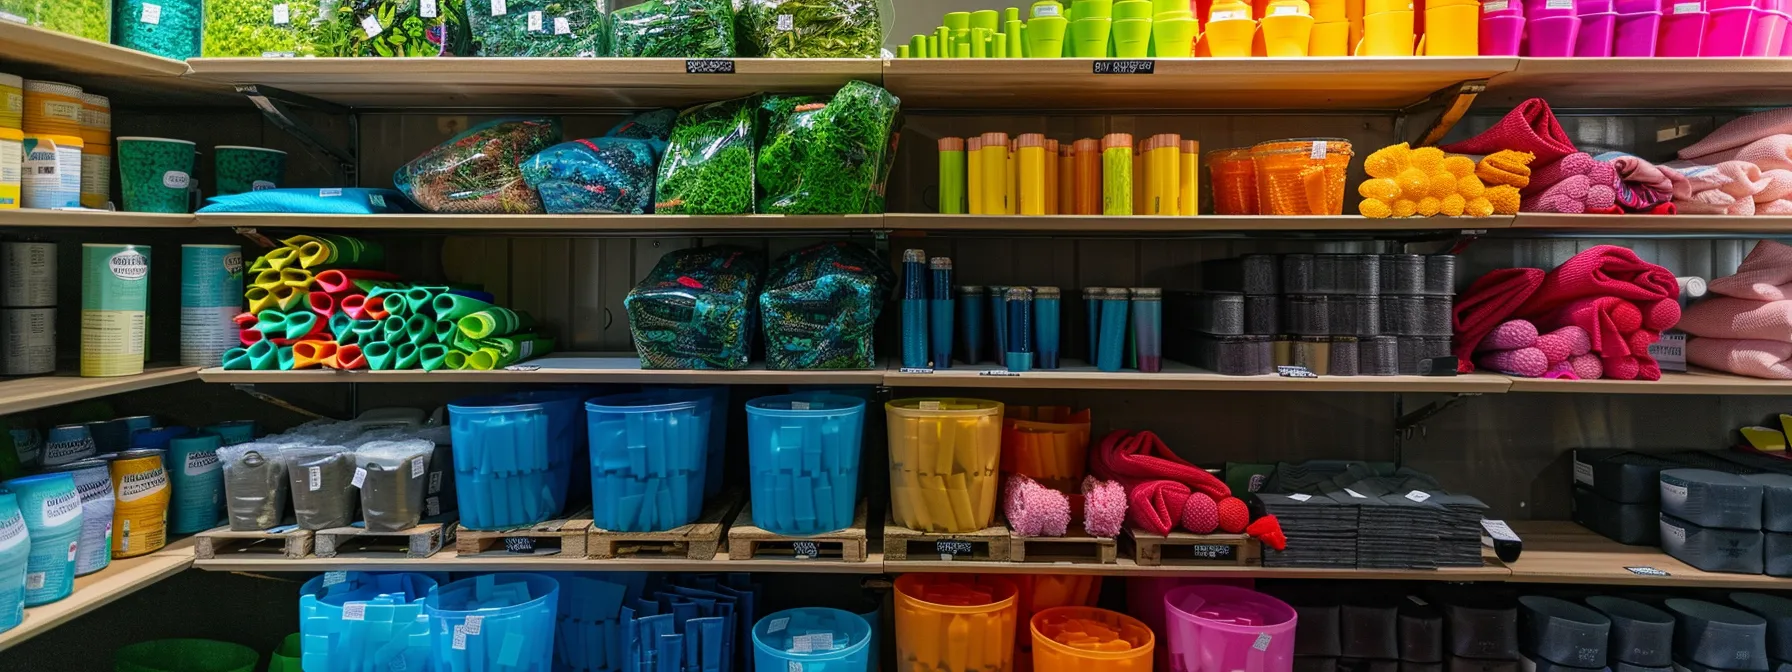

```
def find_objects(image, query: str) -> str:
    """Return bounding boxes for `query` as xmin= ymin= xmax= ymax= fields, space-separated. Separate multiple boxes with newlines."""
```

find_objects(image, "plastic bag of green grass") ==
xmin=609 ymin=0 xmax=734 ymax=57
xmin=36 ymin=0 xmax=111 ymax=42
xmin=338 ymin=0 xmax=472 ymax=57
xmin=203 ymin=0 xmax=345 ymax=57
xmin=468 ymin=0 xmax=609 ymax=57
xmin=655 ymin=95 xmax=759 ymax=215
xmin=736 ymin=0 xmax=890 ymax=58
xmin=757 ymin=81 xmax=900 ymax=215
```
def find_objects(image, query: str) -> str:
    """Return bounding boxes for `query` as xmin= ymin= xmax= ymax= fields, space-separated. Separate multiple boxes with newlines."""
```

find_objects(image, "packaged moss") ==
xmin=468 ymin=0 xmax=608 ymax=57
xmin=736 ymin=0 xmax=889 ymax=58
xmin=0 ymin=0 xmax=34 ymax=24
xmin=114 ymin=0 xmax=203 ymax=59
xmin=204 ymin=0 xmax=347 ymax=57
xmin=625 ymin=246 xmax=765 ymax=370
xmin=38 ymin=0 xmax=111 ymax=42
xmin=521 ymin=137 xmax=659 ymax=214
xmin=395 ymin=117 xmax=563 ymax=214
xmin=609 ymin=0 xmax=733 ymax=57
xmin=338 ymin=0 xmax=472 ymax=57
xmin=761 ymin=241 xmax=893 ymax=370
xmin=757 ymin=80 xmax=900 ymax=215
xmin=655 ymin=95 xmax=758 ymax=215
xmin=604 ymin=108 xmax=677 ymax=154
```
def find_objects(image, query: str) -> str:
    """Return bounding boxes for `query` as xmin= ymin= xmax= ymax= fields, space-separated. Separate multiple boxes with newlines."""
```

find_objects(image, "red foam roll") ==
xmin=364 ymin=295 xmax=389 ymax=321
xmin=339 ymin=293 xmax=369 ymax=320
xmin=328 ymin=344 xmax=367 ymax=370
xmin=308 ymin=292 xmax=336 ymax=317
xmin=315 ymin=269 xmax=400 ymax=295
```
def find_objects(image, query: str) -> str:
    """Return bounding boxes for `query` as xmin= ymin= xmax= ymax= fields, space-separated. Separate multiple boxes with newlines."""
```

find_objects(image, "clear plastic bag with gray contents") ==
xmin=283 ymin=445 xmax=359 ymax=530
xmin=355 ymin=440 xmax=436 ymax=532
xmin=218 ymin=442 xmax=295 ymax=531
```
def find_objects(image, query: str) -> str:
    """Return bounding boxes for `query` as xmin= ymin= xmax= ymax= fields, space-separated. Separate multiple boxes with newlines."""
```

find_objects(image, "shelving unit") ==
xmin=196 ymin=356 xmax=885 ymax=385
xmin=195 ymin=213 xmax=887 ymax=234
xmin=0 ymin=538 xmax=197 ymax=653
xmin=0 ymin=366 xmax=201 ymax=415
xmin=885 ymin=360 xmax=1514 ymax=392
xmin=0 ymin=210 xmax=198 ymax=229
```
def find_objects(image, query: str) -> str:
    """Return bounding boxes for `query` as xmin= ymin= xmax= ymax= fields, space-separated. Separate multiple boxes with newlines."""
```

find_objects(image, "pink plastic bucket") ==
xmin=1526 ymin=0 xmax=1580 ymax=16
xmin=1482 ymin=13 xmax=1528 ymax=52
xmin=1614 ymin=10 xmax=1664 ymax=52
xmin=1616 ymin=0 xmax=1660 ymax=13
xmin=1129 ymin=578 xmax=1251 ymax=672
xmin=1164 ymin=585 xmax=1298 ymax=672
xmin=1745 ymin=8 xmax=1788 ymax=53
xmin=1702 ymin=6 xmax=1753 ymax=53
xmin=1658 ymin=6 xmax=1709 ymax=54
xmin=1576 ymin=11 xmax=1619 ymax=52
xmin=1526 ymin=14 xmax=1584 ymax=52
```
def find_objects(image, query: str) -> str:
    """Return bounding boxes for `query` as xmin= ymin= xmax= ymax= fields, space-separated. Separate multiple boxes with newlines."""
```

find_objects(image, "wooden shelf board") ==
xmin=886 ymin=360 xmax=1513 ymax=393
xmin=1505 ymin=368 xmax=1792 ymax=395
xmin=197 ymin=356 xmax=885 ymax=385
xmin=183 ymin=58 xmax=884 ymax=109
xmin=0 ymin=209 xmax=196 ymax=229
xmin=194 ymin=550 xmax=884 ymax=573
xmin=885 ymin=556 xmax=1512 ymax=579
xmin=1512 ymin=213 xmax=1792 ymax=233
xmin=1506 ymin=521 xmax=1792 ymax=588
xmin=0 ymin=537 xmax=196 ymax=652
xmin=885 ymin=214 xmax=1512 ymax=232
xmin=195 ymin=213 xmax=885 ymax=232
xmin=1486 ymin=58 xmax=1792 ymax=108
xmin=0 ymin=23 xmax=237 ymax=106
xmin=882 ymin=57 xmax=1517 ymax=110
xmin=0 ymin=366 xmax=201 ymax=415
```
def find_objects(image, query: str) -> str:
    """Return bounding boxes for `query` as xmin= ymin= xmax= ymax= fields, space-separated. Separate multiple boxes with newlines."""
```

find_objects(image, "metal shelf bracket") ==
xmin=228 ymin=383 xmax=334 ymax=420
xmin=236 ymin=84 xmax=359 ymax=184
xmin=1398 ymin=80 xmax=1489 ymax=148
xmin=1395 ymin=392 xmax=1480 ymax=439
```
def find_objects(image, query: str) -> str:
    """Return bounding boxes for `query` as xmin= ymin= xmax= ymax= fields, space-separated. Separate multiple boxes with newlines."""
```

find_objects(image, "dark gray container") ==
xmin=1246 ymin=294 xmax=1281 ymax=335
xmin=1572 ymin=486 xmax=1660 ymax=546
xmin=1744 ymin=473 xmax=1792 ymax=533
xmin=1286 ymin=295 xmax=1333 ymax=335
xmin=1519 ymin=596 xmax=1610 ymax=668
xmin=1360 ymin=336 xmax=1400 ymax=376
xmin=1330 ymin=338 xmax=1360 ymax=376
xmin=1195 ymin=292 xmax=1247 ymax=335
xmin=1729 ymin=593 xmax=1792 ymax=661
xmin=1665 ymin=599 xmax=1770 ymax=672
xmin=1585 ymin=596 xmax=1673 ymax=667
xmin=1660 ymin=514 xmax=1765 ymax=575
xmin=1382 ymin=255 xmax=1425 ymax=295
xmin=1383 ymin=295 xmax=1427 ymax=336
xmin=1660 ymin=469 xmax=1764 ymax=530
xmin=1204 ymin=254 xmax=1280 ymax=295
xmin=1425 ymin=256 xmax=1458 ymax=296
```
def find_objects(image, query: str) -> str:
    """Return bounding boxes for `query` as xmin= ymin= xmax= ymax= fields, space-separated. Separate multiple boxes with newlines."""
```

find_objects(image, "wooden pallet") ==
xmin=194 ymin=526 xmax=313 ymax=560
xmin=1010 ymin=530 xmax=1118 ymax=564
xmin=588 ymin=490 xmax=743 ymax=560
xmin=1124 ymin=528 xmax=1258 ymax=566
xmin=727 ymin=501 xmax=869 ymax=562
xmin=314 ymin=521 xmax=455 ymax=559
xmin=454 ymin=510 xmax=593 ymax=558
xmin=883 ymin=514 xmax=1011 ymax=562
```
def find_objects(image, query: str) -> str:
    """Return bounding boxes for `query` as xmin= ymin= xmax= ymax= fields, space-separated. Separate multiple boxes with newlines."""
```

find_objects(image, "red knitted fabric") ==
xmin=1246 ymin=515 xmax=1287 ymax=551
xmin=1216 ymin=497 xmax=1249 ymax=534
xmin=1181 ymin=493 xmax=1219 ymax=534
xmin=1440 ymin=98 xmax=1578 ymax=166
xmin=1121 ymin=480 xmax=1190 ymax=536
xmin=1451 ymin=268 xmax=1547 ymax=372
xmin=1516 ymin=245 xmax=1682 ymax=316
xmin=1089 ymin=430 xmax=1232 ymax=499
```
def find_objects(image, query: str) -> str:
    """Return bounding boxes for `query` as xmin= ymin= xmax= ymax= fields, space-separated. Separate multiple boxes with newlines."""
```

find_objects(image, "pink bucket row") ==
xmin=1479 ymin=0 xmax=1791 ymax=56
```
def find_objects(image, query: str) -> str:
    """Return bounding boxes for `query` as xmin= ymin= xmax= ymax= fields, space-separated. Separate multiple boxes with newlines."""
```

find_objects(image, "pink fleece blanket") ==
xmin=1679 ymin=297 xmax=1792 ymax=341
xmin=1660 ymin=161 xmax=1792 ymax=215
xmin=1593 ymin=152 xmax=1675 ymax=211
xmin=1680 ymin=108 xmax=1792 ymax=163
xmin=1709 ymin=240 xmax=1792 ymax=300
xmin=1688 ymin=337 xmax=1792 ymax=379
xmin=1688 ymin=134 xmax=1792 ymax=171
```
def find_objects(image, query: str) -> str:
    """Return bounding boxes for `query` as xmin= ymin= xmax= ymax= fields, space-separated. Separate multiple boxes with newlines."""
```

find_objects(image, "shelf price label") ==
xmin=792 ymin=541 xmax=820 ymax=559
xmin=503 ymin=537 xmax=536 ymax=554
xmin=936 ymin=539 xmax=975 ymax=560
xmin=687 ymin=59 xmax=737 ymax=74
xmin=1093 ymin=60 xmax=1155 ymax=74
xmin=1625 ymin=566 xmax=1671 ymax=577
xmin=1187 ymin=544 xmax=1237 ymax=560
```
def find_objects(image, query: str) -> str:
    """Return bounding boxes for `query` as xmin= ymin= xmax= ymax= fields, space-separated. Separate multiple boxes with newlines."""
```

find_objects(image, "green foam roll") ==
xmin=283 ymin=233 xmax=385 ymax=270
xmin=256 ymin=309 xmax=287 ymax=333
xmin=382 ymin=316 xmax=408 ymax=344
xmin=328 ymin=313 xmax=353 ymax=342
xmin=432 ymin=294 xmax=495 ymax=322
xmin=221 ymin=348 xmax=253 ymax=370
xmin=283 ymin=312 xmax=318 ymax=341
xmin=363 ymin=341 xmax=395 ymax=371
xmin=467 ymin=334 xmax=555 ymax=370
xmin=248 ymin=340 xmax=279 ymax=370
xmin=276 ymin=346 xmax=295 ymax=370
xmin=350 ymin=319 xmax=382 ymax=343
xmin=434 ymin=319 xmax=457 ymax=343
xmin=403 ymin=287 xmax=443 ymax=315
xmin=404 ymin=315 xmax=432 ymax=343
xmin=420 ymin=344 xmax=449 ymax=372
xmin=396 ymin=343 xmax=422 ymax=370
xmin=457 ymin=307 xmax=534 ymax=340
xmin=444 ymin=350 xmax=468 ymax=370
xmin=382 ymin=293 xmax=410 ymax=319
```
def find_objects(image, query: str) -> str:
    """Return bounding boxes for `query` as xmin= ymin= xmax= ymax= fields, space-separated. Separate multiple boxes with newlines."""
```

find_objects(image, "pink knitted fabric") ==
xmin=1596 ymin=152 xmax=1676 ymax=211
xmin=1477 ymin=347 xmax=1549 ymax=376
xmin=1709 ymin=240 xmax=1792 ymax=300
xmin=1688 ymin=337 xmax=1792 ymax=379
xmin=1006 ymin=474 xmax=1071 ymax=537
xmin=1569 ymin=353 xmax=1605 ymax=379
xmin=1518 ymin=245 xmax=1682 ymax=315
xmin=1479 ymin=320 xmax=1539 ymax=351
xmin=1678 ymin=297 xmax=1792 ymax=341
xmin=1440 ymin=98 xmax=1578 ymax=165
xmin=1523 ymin=175 xmax=1619 ymax=213
xmin=1543 ymin=361 xmax=1581 ymax=379
xmin=1690 ymin=134 xmax=1792 ymax=170
xmin=1680 ymin=108 xmax=1792 ymax=162
xmin=1081 ymin=476 xmax=1127 ymax=538
xmin=1527 ymin=153 xmax=1620 ymax=197
xmin=1662 ymin=161 xmax=1769 ymax=215
xmin=1537 ymin=325 xmax=1592 ymax=362
xmin=1181 ymin=492 xmax=1219 ymax=534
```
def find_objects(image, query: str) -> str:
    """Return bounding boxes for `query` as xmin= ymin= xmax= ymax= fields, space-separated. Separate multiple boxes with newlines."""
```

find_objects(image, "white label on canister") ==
xmin=322 ymin=571 xmax=347 ymax=586
xmin=767 ymin=617 xmax=787 ymax=633
xmin=249 ymin=180 xmax=275 ymax=192
xmin=351 ymin=468 xmax=366 ymax=488
xmin=1674 ymin=2 xmax=1700 ymax=12
xmin=1273 ymin=4 xmax=1300 ymax=13
xmin=1252 ymin=633 xmax=1273 ymax=651
xmin=463 ymin=615 xmax=483 ymax=635
xmin=140 ymin=3 xmax=161 ymax=24
xmin=81 ymin=107 xmax=110 ymax=129
xmin=162 ymin=171 xmax=190 ymax=189
xmin=491 ymin=0 xmax=507 ymax=15
xmin=42 ymin=489 xmax=80 ymax=527
xmin=1310 ymin=140 xmax=1327 ymax=160
xmin=1661 ymin=480 xmax=1688 ymax=505
xmin=111 ymin=249 xmax=149 ymax=281
xmin=273 ymin=3 xmax=290 ymax=24
xmin=412 ymin=458 xmax=425 ymax=478
xmin=42 ymin=101 xmax=81 ymax=122
xmin=361 ymin=14 xmax=383 ymax=37
xmin=308 ymin=466 xmax=322 ymax=491
xmin=44 ymin=439 xmax=91 ymax=464
xmin=1210 ymin=9 xmax=1246 ymax=20
xmin=25 ymin=572 xmax=43 ymax=590
xmin=23 ymin=138 xmax=80 ymax=209
xmin=0 ymin=510 xmax=27 ymax=553
xmin=119 ymin=467 xmax=168 ymax=502
xmin=528 ymin=10 xmax=542 ymax=30
xmin=1573 ymin=459 xmax=1594 ymax=486
xmin=555 ymin=17 xmax=571 ymax=34
xmin=918 ymin=401 xmax=940 ymax=411
xmin=426 ymin=497 xmax=440 ymax=516
xmin=2 ymin=309 xmax=56 ymax=375
xmin=185 ymin=450 xmax=220 ymax=476
xmin=2 ymin=243 xmax=55 ymax=308
xmin=790 ymin=401 xmax=811 ymax=410
xmin=778 ymin=14 xmax=795 ymax=30
xmin=1033 ymin=4 xmax=1060 ymax=16
xmin=422 ymin=0 xmax=438 ymax=17
xmin=343 ymin=602 xmax=366 ymax=620
xmin=320 ymin=188 xmax=343 ymax=197
xmin=82 ymin=151 xmax=111 ymax=206
xmin=1483 ymin=1 xmax=1508 ymax=11
xmin=0 ymin=137 xmax=19 ymax=188
xmin=452 ymin=628 xmax=467 ymax=650
xmin=428 ymin=471 xmax=442 ymax=494
xmin=1546 ymin=0 xmax=1573 ymax=7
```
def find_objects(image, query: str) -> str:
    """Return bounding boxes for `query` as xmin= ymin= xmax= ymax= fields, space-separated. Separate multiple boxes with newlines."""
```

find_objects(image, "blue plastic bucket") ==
xmin=585 ymin=393 xmax=709 ymax=532
xmin=746 ymin=394 xmax=865 ymax=536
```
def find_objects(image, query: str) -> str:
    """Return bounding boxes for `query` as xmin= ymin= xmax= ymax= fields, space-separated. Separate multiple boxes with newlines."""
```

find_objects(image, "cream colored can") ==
xmin=0 ymin=127 xmax=19 ymax=210
xmin=0 ymin=73 xmax=20 ymax=130
xmin=1 ymin=308 xmax=55 ymax=375
xmin=3 ymin=242 xmax=57 ymax=307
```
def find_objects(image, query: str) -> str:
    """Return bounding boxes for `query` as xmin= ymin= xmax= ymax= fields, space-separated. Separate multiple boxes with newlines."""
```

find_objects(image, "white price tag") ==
xmin=273 ymin=3 xmax=290 ymax=25
xmin=767 ymin=617 xmax=788 ymax=634
xmin=1673 ymin=2 xmax=1700 ymax=13
xmin=428 ymin=472 xmax=443 ymax=494
xmin=141 ymin=3 xmax=161 ymax=24
xmin=792 ymin=635 xmax=814 ymax=654
xmin=1252 ymin=633 xmax=1272 ymax=651
xmin=1210 ymin=9 xmax=1246 ymax=20
xmin=1572 ymin=459 xmax=1594 ymax=486
xmin=463 ymin=615 xmax=483 ymax=635
xmin=361 ymin=14 xmax=383 ymax=37
xmin=807 ymin=632 xmax=834 ymax=651
xmin=1273 ymin=4 xmax=1300 ymax=14
xmin=777 ymin=14 xmax=795 ymax=30
xmin=1287 ymin=493 xmax=1312 ymax=502
xmin=1344 ymin=488 xmax=1367 ymax=499
xmin=412 ymin=458 xmax=426 ymax=479
xmin=320 ymin=188 xmax=343 ymax=197
xmin=1482 ymin=0 xmax=1508 ymax=10
xmin=918 ymin=401 xmax=941 ymax=411
xmin=351 ymin=468 xmax=367 ymax=488
xmin=421 ymin=0 xmax=438 ymax=17
xmin=528 ymin=11 xmax=542 ymax=31
xmin=323 ymin=571 xmax=348 ymax=587
xmin=1546 ymin=0 xmax=1573 ymax=7
xmin=1310 ymin=140 xmax=1328 ymax=160
xmin=788 ymin=662 xmax=803 ymax=672
xmin=25 ymin=572 xmax=43 ymax=589
xmin=308 ymin=466 xmax=322 ymax=491
xmin=790 ymin=401 xmax=811 ymax=411
xmin=555 ymin=17 xmax=571 ymax=34
xmin=343 ymin=602 xmax=367 ymax=621
xmin=1033 ymin=4 xmax=1061 ymax=16
xmin=1481 ymin=519 xmax=1520 ymax=542
xmin=426 ymin=497 xmax=441 ymax=516
xmin=491 ymin=0 xmax=507 ymax=15
xmin=452 ymin=627 xmax=468 ymax=650
xmin=1405 ymin=490 xmax=1431 ymax=502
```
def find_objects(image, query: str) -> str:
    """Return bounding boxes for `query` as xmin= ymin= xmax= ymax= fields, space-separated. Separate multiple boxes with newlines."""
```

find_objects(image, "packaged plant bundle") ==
xmin=203 ymin=0 xmax=348 ymax=57
xmin=604 ymin=108 xmax=678 ymax=154
xmin=520 ymin=137 xmax=660 ymax=214
xmin=395 ymin=117 xmax=563 ymax=214
xmin=655 ymin=95 xmax=759 ymax=215
xmin=337 ymin=0 xmax=472 ymax=57
xmin=757 ymin=80 xmax=901 ymax=214
xmin=736 ymin=0 xmax=890 ymax=58
xmin=760 ymin=241 xmax=894 ymax=370
xmin=37 ymin=0 xmax=111 ymax=42
xmin=115 ymin=0 xmax=204 ymax=58
xmin=468 ymin=0 xmax=609 ymax=57
xmin=609 ymin=0 xmax=734 ymax=57
xmin=625 ymin=246 xmax=766 ymax=370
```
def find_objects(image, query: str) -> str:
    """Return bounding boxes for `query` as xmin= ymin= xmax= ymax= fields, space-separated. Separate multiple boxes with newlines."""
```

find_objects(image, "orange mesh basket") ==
xmin=1250 ymin=138 xmax=1353 ymax=215
xmin=1208 ymin=147 xmax=1259 ymax=215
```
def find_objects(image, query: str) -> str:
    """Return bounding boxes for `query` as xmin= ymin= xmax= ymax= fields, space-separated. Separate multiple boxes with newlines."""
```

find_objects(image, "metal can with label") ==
xmin=0 ymin=307 xmax=54 ymax=375
xmin=43 ymin=457 xmax=114 ymax=575
xmin=3 ymin=242 xmax=57 ymax=307
xmin=107 ymin=448 xmax=170 ymax=558
xmin=81 ymin=243 xmax=151 ymax=377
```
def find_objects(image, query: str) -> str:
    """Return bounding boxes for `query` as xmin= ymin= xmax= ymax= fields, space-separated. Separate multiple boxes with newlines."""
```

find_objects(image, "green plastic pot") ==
xmin=115 ymin=639 xmax=259 ymax=672
xmin=269 ymin=634 xmax=301 ymax=672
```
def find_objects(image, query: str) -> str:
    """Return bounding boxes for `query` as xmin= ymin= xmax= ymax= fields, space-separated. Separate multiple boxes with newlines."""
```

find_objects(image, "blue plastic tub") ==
xmin=449 ymin=390 xmax=586 ymax=530
xmin=299 ymin=572 xmax=437 ymax=672
xmin=586 ymin=392 xmax=710 ymax=532
xmin=552 ymin=572 xmax=648 ymax=671
xmin=753 ymin=607 xmax=873 ymax=672
xmin=1 ymin=473 xmax=80 ymax=606
xmin=41 ymin=458 xmax=113 ymax=576
xmin=428 ymin=573 xmax=560 ymax=672
xmin=746 ymin=394 xmax=865 ymax=536
xmin=0 ymin=492 xmax=29 ymax=634
xmin=166 ymin=434 xmax=223 ymax=534
xmin=662 ymin=386 xmax=730 ymax=498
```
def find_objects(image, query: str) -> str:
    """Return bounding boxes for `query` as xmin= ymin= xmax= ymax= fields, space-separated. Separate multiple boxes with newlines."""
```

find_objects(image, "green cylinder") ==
xmin=395 ymin=343 xmax=421 ymax=370
xmin=115 ymin=638 xmax=259 ymax=672
xmin=363 ymin=342 xmax=395 ymax=371
xmin=420 ymin=344 xmax=449 ymax=372
xmin=939 ymin=140 xmax=967 ymax=214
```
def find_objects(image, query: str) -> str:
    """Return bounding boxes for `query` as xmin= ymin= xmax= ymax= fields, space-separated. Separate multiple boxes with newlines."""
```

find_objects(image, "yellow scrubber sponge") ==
xmin=1393 ymin=199 xmax=1418 ymax=217
xmin=1364 ymin=143 xmax=1412 ymax=179
xmin=1396 ymin=168 xmax=1430 ymax=196
xmin=1417 ymin=197 xmax=1442 ymax=216
xmin=1428 ymin=173 xmax=1459 ymax=199
xmin=1359 ymin=178 xmax=1401 ymax=202
xmin=1360 ymin=199 xmax=1393 ymax=218
xmin=1441 ymin=194 xmax=1467 ymax=217
xmin=1457 ymin=174 xmax=1486 ymax=199
xmin=1477 ymin=150 xmax=1535 ymax=189
xmin=1410 ymin=147 xmax=1446 ymax=173
xmin=1466 ymin=197 xmax=1495 ymax=217
xmin=1486 ymin=184 xmax=1521 ymax=214
xmin=1442 ymin=155 xmax=1476 ymax=178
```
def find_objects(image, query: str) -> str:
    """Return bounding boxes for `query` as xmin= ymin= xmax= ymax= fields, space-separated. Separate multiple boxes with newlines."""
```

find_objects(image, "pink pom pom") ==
xmin=1081 ymin=476 xmax=1128 ymax=538
xmin=1477 ymin=320 xmax=1539 ymax=352
xmin=1535 ymin=325 xmax=1591 ymax=363
xmin=1477 ymin=347 xmax=1549 ymax=377
xmin=1005 ymin=474 xmax=1070 ymax=537
xmin=1569 ymin=353 xmax=1604 ymax=379
xmin=1181 ymin=492 xmax=1219 ymax=534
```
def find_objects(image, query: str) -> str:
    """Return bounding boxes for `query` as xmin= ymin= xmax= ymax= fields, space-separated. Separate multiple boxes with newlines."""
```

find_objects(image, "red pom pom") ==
xmin=1181 ymin=493 xmax=1218 ymax=534
xmin=1217 ymin=497 xmax=1249 ymax=533
xmin=1247 ymin=515 xmax=1288 ymax=551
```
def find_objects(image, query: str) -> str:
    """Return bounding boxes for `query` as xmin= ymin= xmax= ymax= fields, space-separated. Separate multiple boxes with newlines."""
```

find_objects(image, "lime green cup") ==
xmin=1113 ymin=17 xmax=1153 ymax=55
xmin=945 ymin=11 xmax=972 ymax=30
xmin=1070 ymin=16 xmax=1114 ymax=55
xmin=970 ymin=9 xmax=1001 ymax=31
xmin=214 ymin=145 xmax=287 ymax=196
xmin=1154 ymin=0 xmax=1190 ymax=13
xmin=1033 ymin=0 xmax=1068 ymax=18
xmin=1154 ymin=16 xmax=1199 ymax=55
xmin=1073 ymin=0 xmax=1114 ymax=18
xmin=1028 ymin=16 xmax=1070 ymax=56
xmin=116 ymin=137 xmax=198 ymax=214
xmin=1115 ymin=0 xmax=1155 ymax=18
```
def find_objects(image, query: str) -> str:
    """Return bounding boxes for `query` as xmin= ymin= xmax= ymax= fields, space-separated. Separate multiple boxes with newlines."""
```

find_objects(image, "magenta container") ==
xmin=1702 ymin=5 xmax=1754 ymax=53
xmin=1130 ymin=578 xmax=1252 ymax=672
xmin=1526 ymin=14 xmax=1585 ymax=52
xmin=1658 ymin=6 xmax=1709 ymax=54
xmin=1166 ymin=585 xmax=1298 ymax=672
xmin=1526 ymin=0 xmax=1580 ymax=16
xmin=1746 ymin=8 xmax=1788 ymax=52
xmin=1576 ymin=11 xmax=1619 ymax=51
xmin=1483 ymin=13 xmax=1529 ymax=51
xmin=1614 ymin=10 xmax=1664 ymax=51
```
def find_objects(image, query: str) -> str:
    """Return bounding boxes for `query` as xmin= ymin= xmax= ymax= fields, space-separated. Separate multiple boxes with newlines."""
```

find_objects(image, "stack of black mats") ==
xmin=1272 ymin=583 xmax=1503 ymax=672
xmin=1258 ymin=461 xmax=1489 ymax=570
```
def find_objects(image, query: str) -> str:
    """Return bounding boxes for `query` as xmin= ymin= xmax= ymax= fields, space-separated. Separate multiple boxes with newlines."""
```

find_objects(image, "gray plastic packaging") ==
xmin=1744 ymin=473 xmax=1792 ymax=533
xmin=355 ymin=440 xmax=434 ymax=532
xmin=283 ymin=445 xmax=358 ymax=530
xmin=218 ymin=442 xmax=294 ymax=531
xmin=1660 ymin=469 xmax=1764 ymax=530
xmin=1660 ymin=513 xmax=1765 ymax=574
